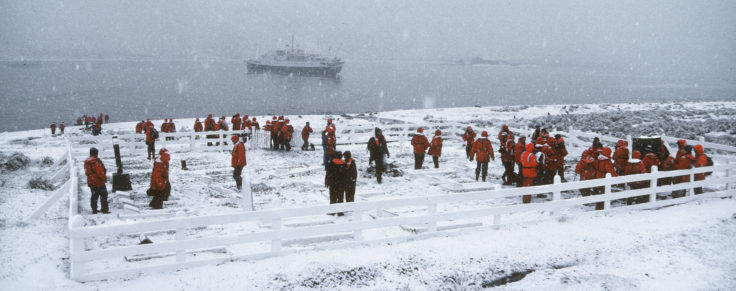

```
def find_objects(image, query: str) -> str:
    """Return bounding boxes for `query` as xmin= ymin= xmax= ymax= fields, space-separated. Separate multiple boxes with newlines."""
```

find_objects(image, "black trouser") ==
xmin=329 ymin=186 xmax=344 ymax=204
xmin=502 ymin=160 xmax=515 ymax=184
xmin=270 ymin=133 xmax=278 ymax=149
xmin=302 ymin=138 xmax=309 ymax=150
xmin=465 ymin=144 xmax=472 ymax=158
xmin=149 ymin=189 xmax=164 ymax=209
xmin=517 ymin=163 xmax=523 ymax=187
xmin=414 ymin=153 xmax=425 ymax=169
xmin=345 ymin=185 xmax=356 ymax=202
xmin=375 ymin=155 xmax=385 ymax=183
xmin=283 ymin=138 xmax=291 ymax=151
xmin=90 ymin=186 xmax=109 ymax=213
xmin=51 ymin=129 xmax=56 ymax=134
xmin=432 ymin=156 xmax=439 ymax=168
xmin=475 ymin=161 xmax=488 ymax=181
xmin=592 ymin=186 xmax=604 ymax=210
xmin=146 ymin=141 xmax=155 ymax=159
xmin=233 ymin=166 xmax=243 ymax=190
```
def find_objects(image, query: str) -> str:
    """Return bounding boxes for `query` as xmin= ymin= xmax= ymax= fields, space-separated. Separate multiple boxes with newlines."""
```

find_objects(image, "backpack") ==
xmin=151 ymin=127 xmax=159 ymax=139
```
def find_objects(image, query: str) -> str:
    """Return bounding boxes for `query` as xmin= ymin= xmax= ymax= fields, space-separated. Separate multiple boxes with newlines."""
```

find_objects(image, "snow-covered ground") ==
xmin=1 ymin=101 xmax=735 ymax=290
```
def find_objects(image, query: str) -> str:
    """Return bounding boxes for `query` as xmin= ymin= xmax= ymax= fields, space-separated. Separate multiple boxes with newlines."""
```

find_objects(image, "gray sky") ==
xmin=1 ymin=0 xmax=734 ymax=71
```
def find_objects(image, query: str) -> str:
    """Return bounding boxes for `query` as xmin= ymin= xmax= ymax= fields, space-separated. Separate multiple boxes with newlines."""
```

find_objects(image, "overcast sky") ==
xmin=1 ymin=0 xmax=734 ymax=71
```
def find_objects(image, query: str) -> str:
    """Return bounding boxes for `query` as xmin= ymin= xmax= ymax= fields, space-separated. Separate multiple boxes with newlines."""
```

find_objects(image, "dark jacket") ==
xmin=325 ymin=158 xmax=346 ymax=189
xmin=367 ymin=128 xmax=390 ymax=163
xmin=345 ymin=158 xmax=357 ymax=187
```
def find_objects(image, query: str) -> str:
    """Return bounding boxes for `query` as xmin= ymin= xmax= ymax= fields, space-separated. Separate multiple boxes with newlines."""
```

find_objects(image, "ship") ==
xmin=246 ymin=37 xmax=344 ymax=78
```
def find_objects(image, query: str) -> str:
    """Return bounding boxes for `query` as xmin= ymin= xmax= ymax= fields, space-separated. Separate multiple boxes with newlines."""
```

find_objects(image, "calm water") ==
xmin=1 ymin=60 xmax=734 ymax=132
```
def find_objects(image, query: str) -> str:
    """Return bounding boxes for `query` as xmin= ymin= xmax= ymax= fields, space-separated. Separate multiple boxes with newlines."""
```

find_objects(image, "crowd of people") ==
xmin=80 ymin=115 xmax=714 ymax=214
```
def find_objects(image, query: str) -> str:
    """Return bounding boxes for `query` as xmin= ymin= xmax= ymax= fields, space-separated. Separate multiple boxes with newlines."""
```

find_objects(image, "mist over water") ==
xmin=1 ymin=59 xmax=733 ymax=132
xmin=1 ymin=0 xmax=734 ymax=132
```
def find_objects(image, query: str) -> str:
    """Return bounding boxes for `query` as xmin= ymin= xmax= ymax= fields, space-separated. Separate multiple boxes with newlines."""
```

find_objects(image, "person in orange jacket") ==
xmin=104 ymin=114 xmax=109 ymax=123
xmin=280 ymin=119 xmax=294 ymax=151
xmin=427 ymin=129 xmax=443 ymax=168
xmin=470 ymin=131 xmax=494 ymax=182
xmin=193 ymin=118 xmax=203 ymax=132
xmin=693 ymin=144 xmax=709 ymax=194
xmin=93 ymin=116 xmax=103 ymax=136
xmin=135 ymin=121 xmax=145 ymax=134
xmin=553 ymin=134 xmax=568 ymax=182
xmin=575 ymin=150 xmax=596 ymax=198
xmin=251 ymin=117 xmax=260 ymax=131
xmin=462 ymin=126 xmax=476 ymax=159
xmin=625 ymin=150 xmax=649 ymax=204
xmin=84 ymin=147 xmax=108 ymax=214
xmin=521 ymin=143 xmax=538 ymax=203
xmin=59 ymin=122 xmax=65 ymax=134
xmin=145 ymin=118 xmax=154 ymax=131
xmin=641 ymin=149 xmax=660 ymax=173
xmin=514 ymin=136 xmax=526 ymax=186
xmin=231 ymin=135 xmax=247 ymax=190
xmin=326 ymin=118 xmax=336 ymax=135
xmin=160 ymin=119 xmax=169 ymax=134
xmin=231 ymin=113 xmax=241 ymax=131
xmin=673 ymin=145 xmax=695 ymax=184
xmin=145 ymin=123 xmax=156 ymax=160
xmin=613 ymin=140 xmax=629 ymax=176
xmin=242 ymin=115 xmax=251 ymax=131
xmin=500 ymin=134 xmax=516 ymax=185
xmin=301 ymin=122 xmax=313 ymax=150
xmin=269 ymin=116 xmax=279 ymax=149
xmin=149 ymin=148 xmax=170 ymax=209
xmin=50 ymin=122 xmax=57 ymax=135
xmin=411 ymin=128 xmax=430 ymax=169
xmin=592 ymin=147 xmax=617 ymax=210
xmin=498 ymin=124 xmax=513 ymax=146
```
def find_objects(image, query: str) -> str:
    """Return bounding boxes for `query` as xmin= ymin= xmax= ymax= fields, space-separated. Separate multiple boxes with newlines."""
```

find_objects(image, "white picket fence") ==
xmin=63 ymin=125 xmax=736 ymax=282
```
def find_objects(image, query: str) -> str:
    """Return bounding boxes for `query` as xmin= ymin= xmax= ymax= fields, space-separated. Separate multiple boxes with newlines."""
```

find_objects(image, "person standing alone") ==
xmin=231 ymin=135 xmax=247 ymax=191
xmin=84 ymin=147 xmax=109 ymax=214
xmin=411 ymin=128 xmax=430 ymax=169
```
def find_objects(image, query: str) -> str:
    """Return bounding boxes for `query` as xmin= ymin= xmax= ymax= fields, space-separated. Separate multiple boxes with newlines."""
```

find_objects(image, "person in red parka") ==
xmin=411 ymin=128 xmax=430 ymax=169
xmin=625 ymin=150 xmax=649 ymax=204
xmin=50 ymin=122 xmax=57 ymax=135
xmin=280 ymin=119 xmax=294 ymax=151
xmin=193 ymin=118 xmax=203 ymax=132
xmin=326 ymin=118 xmax=336 ymax=136
xmin=104 ymin=114 xmax=109 ymax=123
xmin=675 ymin=139 xmax=687 ymax=159
xmin=501 ymin=134 xmax=516 ymax=185
xmin=145 ymin=118 xmax=154 ymax=131
xmin=231 ymin=113 xmax=241 ymax=131
xmin=204 ymin=114 xmax=217 ymax=146
xmin=301 ymin=122 xmax=313 ymax=150
xmin=145 ymin=123 xmax=156 ymax=160
xmin=693 ymin=144 xmax=708 ymax=194
xmin=498 ymin=124 xmax=513 ymax=147
xmin=554 ymin=134 xmax=568 ymax=182
xmin=514 ymin=136 xmax=526 ymax=186
xmin=642 ymin=150 xmax=660 ymax=173
xmin=161 ymin=119 xmax=169 ymax=134
xmin=270 ymin=116 xmax=279 ymax=149
xmin=59 ymin=122 xmax=65 ymax=134
xmin=252 ymin=117 xmax=260 ymax=131
xmin=242 ymin=115 xmax=251 ymax=131
xmin=231 ymin=135 xmax=247 ymax=190
xmin=136 ymin=121 xmax=145 ymax=134
xmin=84 ymin=147 xmax=108 ymax=214
xmin=168 ymin=118 xmax=176 ymax=140
xmin=463 ymin=126 xmax=476 ymax=159
xmin=575 ymin=151 xmax=596 ymax=198
xmin=521 ymin=143 xmax=538 ymax=203
xmin=613 ymin=140 xmax=629 ymax=176
xmin=149 ymin=148 xmax=170 ymax=209
xmin=428 ymin=129 xmax=443 ymax=168
xmin=93 ymin=117 xmax=102 ymax=136
xmin=470 ymin=131 xmax=494 ymax=181
xmin=591 ymin=147 xmax=617 ymax=210
xmin=673 ymin=145 xmax=695 ymax=196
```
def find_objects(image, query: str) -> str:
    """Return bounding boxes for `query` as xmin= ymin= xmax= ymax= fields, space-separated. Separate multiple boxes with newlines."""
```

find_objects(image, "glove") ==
xmin=387 ymin=154 xmax=390 ymax=159
xmin=469 ymin=157 xmax=474 ymax=162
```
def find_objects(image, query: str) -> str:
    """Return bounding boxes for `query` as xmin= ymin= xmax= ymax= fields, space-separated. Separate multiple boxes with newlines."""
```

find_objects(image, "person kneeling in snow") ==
xmin=149 ymin=148 xmax=171 ymax=209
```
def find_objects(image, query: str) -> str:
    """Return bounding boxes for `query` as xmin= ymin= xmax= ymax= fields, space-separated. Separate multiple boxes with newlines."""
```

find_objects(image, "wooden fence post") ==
xmin=649 ymin=166 xmax=658 ymax=203
xmin=271 ymin=217 xmax=282 ymax=253
xmin=492 ymin=184 xmax=502 ymax=229
xmin=427 ymin=202 xmax=437 ymax=232
xmin=604 ymin=173 xmax=612 ymax=210
xmin=688 ymin=172 xmax=695 ymax=196
xmin=175 ymin=211 xmax=185 ymax=263
xmin=69 ymin=215 xmax=86 ymax=281
xmin=626 ymin=135 xmax=633 ymax=158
